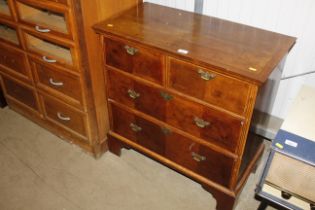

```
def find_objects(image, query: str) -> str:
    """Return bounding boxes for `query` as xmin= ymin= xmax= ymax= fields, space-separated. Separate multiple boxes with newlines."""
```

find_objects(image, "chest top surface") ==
xmin=94 ymin=3 xmax=296 ymax=85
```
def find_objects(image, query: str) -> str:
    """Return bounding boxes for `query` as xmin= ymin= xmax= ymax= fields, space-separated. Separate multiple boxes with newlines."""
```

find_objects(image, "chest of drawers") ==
xmin=0 ymin=0 xmax=137 ymax=156
xmin=94 ymin=3 xmax=296 ymax=209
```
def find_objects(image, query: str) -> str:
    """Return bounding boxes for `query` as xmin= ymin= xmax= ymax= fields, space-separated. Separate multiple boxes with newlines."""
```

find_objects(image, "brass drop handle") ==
xmin=197 ymin=69 xmax=216 ymax=81
xmin=127 ymin=89 xmax=140 ymax=99
xmin=130 ymin=123 xmax=142 ymax=132
xmin=124 ymin=45 xmax=138 ymax=55
xmin=43 ymin=56 xmax=57 ymax=63
xmin=49 ymin=78 xmax=63 ymax=87
xmin=192 ymin=152 xmax=206 ymax=162
xmin=35 ymin=25 xmax=51 ymax=33
xmin=194 ymin=117 xmax=210 ymax=128
xmin=57 ymin=112 xmax=71 ymax=121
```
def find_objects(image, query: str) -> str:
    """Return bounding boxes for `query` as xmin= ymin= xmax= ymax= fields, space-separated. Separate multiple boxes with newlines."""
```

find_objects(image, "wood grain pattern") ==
xmin=0 ymin=43 xmax=29 ymax=79
xmin=108 ymin=68 xmax=243 ymax=153
xmin=94 ymin=2 xmax=296 ymax=85
xmin=110 ymin=103 xmax=234 ymax=187
xmin=1 ymin=75 xmax=38 ymax=111
xmin=31 ymin=58 xmax=84 ymax=108
xmin=168 ymin=58 xmax=251 ymax=115
xmin=106 ymin=38 xmax=164 ymax=85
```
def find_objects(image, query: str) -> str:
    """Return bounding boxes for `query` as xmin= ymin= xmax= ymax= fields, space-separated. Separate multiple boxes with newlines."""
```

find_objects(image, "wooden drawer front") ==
xmin=111 ymin=104 xmax=234 ymax=187
xmin=41 ymin=95 xmax=87 ymax=137
xmin=108 ymin=69 xmax=166 ymax=121
xmin=16 ymin=0 xmax=72 ymax=39
xmin=0 ymin=0 xmax=13 ymax=19
xmin=106 ymin=39 xmax=164 ymax=84
xmin=0 ymin=45 xmax=29 ymax=78
xmin=168 ymin=58 xmax=251 ymax=115
xmin=0 ymin=21 xmax=20 ymax=46
xmin=108 ymin=70 xmax=242 ymax=152
xmin=23 ymin=31 xmax=75 ymax=69
xmin=2 ymin=76 xmax=38 ymax=110
xmin=167 ymin=98 xmax=242 ymax=153
xmin=32 ymin=59 xmax=83 ymax=105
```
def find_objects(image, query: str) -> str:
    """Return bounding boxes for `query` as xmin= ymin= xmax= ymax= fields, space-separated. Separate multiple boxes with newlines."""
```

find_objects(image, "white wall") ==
xmin=144 ymin=0 xmax=315 ymax=119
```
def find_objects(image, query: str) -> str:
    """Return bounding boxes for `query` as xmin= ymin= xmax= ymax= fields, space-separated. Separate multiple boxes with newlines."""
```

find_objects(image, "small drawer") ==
xmin=23 ymin=30 xmax=76 ymax=69
xmin=0 ymin=44 xmax=30 ymax=79
xmin=0 ymin=0 xmax=13 ymax=19
xmin=31 ymin=58 xmax=83 ymax=107
xmin=1 ymin=76 xmax=39 ymax=111
xmin=41 ymin=94 xmax=87 ymax=137
xmin=0 ymin=21 xmax=20 ymax=46
xmin=168 ymin=58 xmax=251 ymax=115
xmin=105 ymin=38 xmax=164 ymax=85
xmin=110 ymin=104 xmax=234 ymax=187
xmin=16 ymin=0 xmax=72 ymax=39
xmin=108 ymin=69 xmax=242 ymax=153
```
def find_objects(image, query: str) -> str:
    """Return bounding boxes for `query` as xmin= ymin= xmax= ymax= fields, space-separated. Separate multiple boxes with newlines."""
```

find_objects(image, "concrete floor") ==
xmin=0 ymin=107 xmax=276 ymax=210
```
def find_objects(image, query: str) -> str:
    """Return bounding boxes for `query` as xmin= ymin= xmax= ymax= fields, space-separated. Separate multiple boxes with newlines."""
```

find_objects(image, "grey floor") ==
xmin=0 ymin=107 xmax=276 ymax=210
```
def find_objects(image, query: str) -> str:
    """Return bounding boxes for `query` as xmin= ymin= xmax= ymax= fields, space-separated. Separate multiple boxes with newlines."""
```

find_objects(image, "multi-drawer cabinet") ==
xmin=0 ymin=0 xmax=137 ymax=156
xmin=94 ymin=3 xmax=296 ymax=209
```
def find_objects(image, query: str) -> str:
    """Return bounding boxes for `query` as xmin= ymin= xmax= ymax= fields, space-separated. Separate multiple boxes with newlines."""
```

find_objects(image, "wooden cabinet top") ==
xmin=94 ymin=3 xmax=296 ymax=85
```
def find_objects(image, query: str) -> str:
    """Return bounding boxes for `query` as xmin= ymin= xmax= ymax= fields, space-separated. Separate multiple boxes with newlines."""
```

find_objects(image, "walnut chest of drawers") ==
xmin=0 ymin=0 xmax=137 ymax=156
xmin=94 ymin=3 xmax=296 ymax=209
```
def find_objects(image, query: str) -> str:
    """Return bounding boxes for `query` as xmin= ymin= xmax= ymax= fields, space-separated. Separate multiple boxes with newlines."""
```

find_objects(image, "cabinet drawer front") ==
xmin=41 ymin=95 xmax=87 ymax=137
xmin=16 ymin=0 xmax=72 ymax=39
xmin=106 ymin=39 xmax=164 ymax=84
xmin=32 ymin=59 xmax=83 ymax=105
xmin=0 ymin=45 xmax=29 ymax=78
xmin=167 ymin=98 xmax=242 ymax=153
xmin=0 ymin=21 xmax=20 ymax=46
xmin=110 ymin=104 xmax=234 ymax=187
xmin=2 ymin=76 xmax=38 ymax=110
xmin=108 ymin=69 xmax=166 ymax=121
xmin=168 ymin=58 xmax=251 ymax=115
xmin=23 ymin=31 xmax=75 ymax=69
xmin=0 ymin=0 xmax=13 ymax=19
xmin=108 ymin=70 xmax=242 ymax=152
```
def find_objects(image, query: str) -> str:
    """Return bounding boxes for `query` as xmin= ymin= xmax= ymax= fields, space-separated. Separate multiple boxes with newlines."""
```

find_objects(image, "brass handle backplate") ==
xmin=192 ymin=152 xmax=206 ymax=162
xmin=124 ymin=45 xmax=138 ymax=55
xmin=160 ymin=91 xmax=173 ymax=101
xmin=130 ymin=123 xmax=142 ymax=132
xmin=127 ymin=89 xmax=140 ymax=99
xmin=197 ymin=69 xmax=216 ymax=81
xmin=194 ymin=117 xmax=210 ymax=128
xmin=161 ymin=127 xmax=172 ymax=135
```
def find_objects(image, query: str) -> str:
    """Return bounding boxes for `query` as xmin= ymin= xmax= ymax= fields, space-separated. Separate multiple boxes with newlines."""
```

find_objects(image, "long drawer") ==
xmin=110 ymin=103 xmax=235 ymax=187
xmin=108 ymin=69 xmax=243 ymax=153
